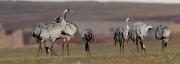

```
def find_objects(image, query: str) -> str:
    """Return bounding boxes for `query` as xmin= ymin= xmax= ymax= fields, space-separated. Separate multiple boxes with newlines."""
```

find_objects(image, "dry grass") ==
xmin=0 ymin=39 xmax=179 ymax=64
xmin=0 ymin=47 xmax=63 ymax=64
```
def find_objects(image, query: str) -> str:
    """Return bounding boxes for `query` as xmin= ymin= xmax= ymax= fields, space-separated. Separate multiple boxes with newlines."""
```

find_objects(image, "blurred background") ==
xmin=0 ymin=0 xmax=180 ymax=48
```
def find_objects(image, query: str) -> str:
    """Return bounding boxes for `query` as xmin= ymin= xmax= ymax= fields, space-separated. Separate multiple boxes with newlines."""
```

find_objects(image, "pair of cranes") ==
xmin=32 ymin=8 xmax=171 ymax=56
xmin=32 ymin=9 xmax=78 ymax=56
xmin=32 ymin=8 xmax=94 ymax=56
xmin=114 ymin=18 xmax=171 ymax=53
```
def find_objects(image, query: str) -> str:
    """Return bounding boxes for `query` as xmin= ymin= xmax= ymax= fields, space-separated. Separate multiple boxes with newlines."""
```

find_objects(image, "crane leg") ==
xmin=45 ymin=47 xmax=49 ymax=55
xmin=162 ymin=39 xmax=168 ymax=51
xmin=50 ymin=45 xmax=53 ymax=56
xmin=164 ymin=43 xmax=167 ymax=48
xmin=162 ymin=40 xmax=164 ymax=51
xmin=119 ymin=42 xmax=122 ymax=53
xmin=50 ymin=44 xmax=57 ymax=56
xmin=140 ymin=39 xmax=146 ymax=53
xmin=85 ymin=41 xmax=91 ymax=56
xmin=163 ymin=42 xmax=167 ymax=51
xmin=122 ymin=39 xmax=125 ymax=53
xmin=136 ymin=38 xmax=139 ymax=52
xmin=67 ymin=43 xmax=70 ymax=56
xmin=40 ymin=44 xmax=43 ymax=55
xmin=115 ymin=40 xmax=117 ymax=47
xmin=62 ymin=42 xmax=65 ymax=56
xmin=85 ymin=42 xmax=88 ymax=56
xmin=37 ymin=43 xmax=42 ymax=57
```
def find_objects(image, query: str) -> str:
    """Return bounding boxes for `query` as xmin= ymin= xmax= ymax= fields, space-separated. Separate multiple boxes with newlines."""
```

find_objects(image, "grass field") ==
xmin=0 ymin=39 xmax=179 ymax=64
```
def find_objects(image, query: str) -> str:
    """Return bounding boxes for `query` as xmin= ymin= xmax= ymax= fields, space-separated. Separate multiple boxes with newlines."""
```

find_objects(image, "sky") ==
xmin=9 ymin=0 xmax=180 ymax=4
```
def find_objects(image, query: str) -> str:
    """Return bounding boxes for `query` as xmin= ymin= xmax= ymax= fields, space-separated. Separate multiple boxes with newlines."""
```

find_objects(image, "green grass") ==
xmin=63 ymin=40 xmax=180 ymax=64
xmin=0 ymin=48 xmax=63 ymax=64
xmin=0 ymin=40 xmax=179 ymax=64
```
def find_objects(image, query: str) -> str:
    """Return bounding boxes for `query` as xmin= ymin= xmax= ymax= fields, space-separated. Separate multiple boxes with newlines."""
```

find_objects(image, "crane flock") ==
xmin=32 ymin=9 xmax=171 ymax=56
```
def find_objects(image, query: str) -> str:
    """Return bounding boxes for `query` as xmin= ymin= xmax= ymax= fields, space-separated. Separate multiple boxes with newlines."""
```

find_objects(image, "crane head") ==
xmin=64 ymin=8 xmax=74 ymax=13
xmin=55 ymin=16 xmax=62 ymax=23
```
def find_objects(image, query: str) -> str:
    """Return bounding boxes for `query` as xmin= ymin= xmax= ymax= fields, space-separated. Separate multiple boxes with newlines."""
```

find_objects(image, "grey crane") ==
xmin=129 ymin=21 xmax=152 ymax=53
xmin=114 ymin=27 xmax=124 ymax=52
xmin=81 ymin=29 xmax=94 ymax=56
xmin=113 ymin=18 xmax=130 ymax=53
xmin=60 ymin=9 xmax=79 ymax=56
xmin=32 ymin=23 xmax=48 ymax=56
xmin=32 ymin=8 xmax=74 ymax=56
xmin=32 ymin=16 xmax=62 ymax=56
xmin=123 ymin=17 xmax=130 ymax=41
xmin=155 ymin=25 xmax=171 ymax=51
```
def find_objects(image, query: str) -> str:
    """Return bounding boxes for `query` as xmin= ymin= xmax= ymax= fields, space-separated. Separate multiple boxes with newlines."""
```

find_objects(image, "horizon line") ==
xmin=3 ymin=0 xmax=180 ymax=4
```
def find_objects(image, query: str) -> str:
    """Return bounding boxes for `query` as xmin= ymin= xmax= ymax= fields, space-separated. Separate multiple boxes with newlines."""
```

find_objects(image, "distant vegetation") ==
xmin=0 ymin=1 xmax=180 ymax=30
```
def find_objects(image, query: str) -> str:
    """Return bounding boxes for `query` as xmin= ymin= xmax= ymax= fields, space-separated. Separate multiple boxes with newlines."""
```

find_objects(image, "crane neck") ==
xmin=125 ymin=18 xmax=130 ymax=23
xmin=63 ymin=11 xmax=68 ymax=21
xmin=125 ymin=18 xmax=130 ymax=27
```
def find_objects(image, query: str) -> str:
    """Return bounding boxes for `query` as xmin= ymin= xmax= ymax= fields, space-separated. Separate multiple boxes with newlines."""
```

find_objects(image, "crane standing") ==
xmin=32 ymin=16 xmax=62 ymax=56
xmin=113 ymin=18 xmax=130 ymax=53
xmin=81 ymin=29 xmax=94 ymax=56
xmin=155 ymin=25 xmax=171 ymax=51
xmin=60 ymin=9 xmax=78 ymax=56
xmin=129 ymin=21 xmax=152 ymax=53
xmin=32 ymin=8 xmax=77 ymax=56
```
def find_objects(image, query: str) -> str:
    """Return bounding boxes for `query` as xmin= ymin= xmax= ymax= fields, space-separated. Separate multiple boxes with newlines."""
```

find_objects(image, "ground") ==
xmin=0 ymin=39 xmax=179 ymax=64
